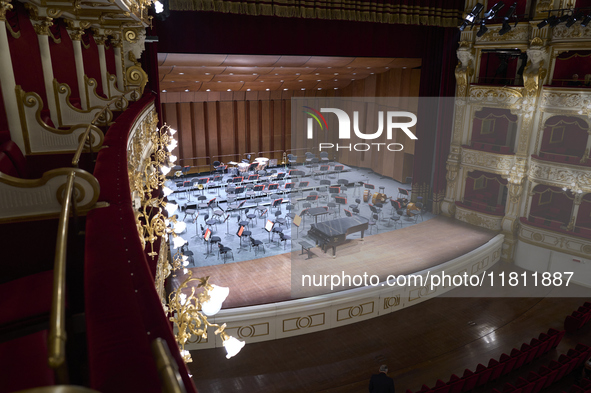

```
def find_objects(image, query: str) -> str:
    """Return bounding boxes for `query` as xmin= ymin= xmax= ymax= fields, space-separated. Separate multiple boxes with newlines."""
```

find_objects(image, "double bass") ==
xmin=406 ymin=202 xmax=420 ymax=217
xmin=372 ymin=192 xmax=390 ymax=204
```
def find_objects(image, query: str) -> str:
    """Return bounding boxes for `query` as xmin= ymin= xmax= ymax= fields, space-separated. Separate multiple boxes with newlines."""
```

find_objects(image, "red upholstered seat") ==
xmin=488 ymin=358 xmax=505 ymax=381
xmin=0 ymin=151 xmax=18 ymax=177
xmin=0 ymin=330 xmax=55 ymax=392
xmin=475 ymin=363 xmax=492 ymax=386
xmin=0 ymin=270 xmax=53 ymax=330
xmin=0 ymin=140 xmax=27 ymax=178
xmin=447 ymin=374 xmax=465 ymax=393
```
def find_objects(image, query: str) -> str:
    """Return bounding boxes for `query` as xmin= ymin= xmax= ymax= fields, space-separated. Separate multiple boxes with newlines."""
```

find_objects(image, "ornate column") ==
xmin=567 ymin=193 xmax=583 ymax=231
xmin=66 ymin=20 xmax=89 ymax=110
xmin=27 ymin=5 xmax=60 ymax=126
xmin=110 ymin=31 xmax=125 ymax=91
xmin=441 ymin=42 xmax=475 ymax=217
xmin=580 ymin=130 xmax=591 ymax=164
xmin=500 ymin=38 xmax=550 ymax=262
xmin=0 ymin=0 xmax=24 ymax=152
xmin=92 ymin=28 xmax=109 ymax=97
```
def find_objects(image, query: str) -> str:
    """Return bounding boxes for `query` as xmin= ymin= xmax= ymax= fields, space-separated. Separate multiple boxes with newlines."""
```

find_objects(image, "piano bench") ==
xmin=299 ymin=241 xmax=315 ymax=260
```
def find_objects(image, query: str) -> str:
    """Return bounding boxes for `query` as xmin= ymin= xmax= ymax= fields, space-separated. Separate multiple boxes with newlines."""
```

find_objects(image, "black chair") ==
xmin=250 ymin=237 xmax=265 ymax=255
xmin=344 ymin=209 xmax=353 ymax=217
xmin=245 ymin=208 xmax=257 ymax=227
xmin=183 ymin=208 xmax=197 ymax=222
xmin=278 ymin=231 xmax=291 ymax=250
xmin=368 ymin=213 xmax=379 ymax=234
xmin=218 ymin=243 xmax=234 ymax=262
xmin=350 ymin=198 xmax=361 ymax=211
xmin=274 ymin=211 xmax=287 ymax=227
xmin=413 ymin=202 xmax=425 ymax=223
xmin=203 ymin=213 xmax=218 ymax=232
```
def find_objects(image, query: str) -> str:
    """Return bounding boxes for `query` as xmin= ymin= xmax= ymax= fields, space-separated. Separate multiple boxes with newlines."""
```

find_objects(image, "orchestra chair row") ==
xmin=492 ymin=343 xmax=591 ymax=393
xmin=564 ymin=301 xmax=591 ymax=332
xmin=405 ymin=328 xmax=565 ymax=393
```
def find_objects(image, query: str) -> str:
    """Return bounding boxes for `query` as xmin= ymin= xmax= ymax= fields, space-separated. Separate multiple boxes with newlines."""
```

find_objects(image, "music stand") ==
xmin=264 ymin=219 xmax=275 ymax=244
xmin=224 ymin=213 xmax=233 ymax=235
xmin=335 ymin=196 xmax=347 ymax=216
xmin=236 ymin=225 xmax=247 ymax=252
xmin=203 ymin=228 xmax=213 ymax=258
xmin=198 ymin=178 xmax=208 ymax=195
xmin=248 ymin=174 xmax=259 ymax=182
xmin=365 ymin=183 xmax=375 ymax=190
xmin=292 ymin=214 xmax=302 ymax=238
xmin=329 ymin=186 xmax=340 ymax=195
xmin=191 ymin=212 xmax=200 ymax=238
xmin=298 ymin=181 xmax=309 ymax=189
xmin=272 ymin=198 xmax=283 ymax=208
xmin=268 ymin=183 xmax=279 ymax=191
xmin=233 ymin=176 xmax=243 ymax=184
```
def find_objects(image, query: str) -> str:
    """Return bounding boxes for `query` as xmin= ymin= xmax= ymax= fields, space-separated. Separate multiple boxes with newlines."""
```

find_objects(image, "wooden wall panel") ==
xmin=161 ymin=64 xmax=421 ymax=180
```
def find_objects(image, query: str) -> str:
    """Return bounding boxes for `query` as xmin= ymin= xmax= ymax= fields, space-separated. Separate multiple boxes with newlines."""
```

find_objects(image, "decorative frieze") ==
xmin=519 ymin=220 xmax=591 ymax=259
xmin=455 ymin=204 xmax=504 ymax=231
xmin=461 ymin=147 xmax=515 ymax=175
xmin=529 ymin=157 xmax=591 ymax=193
xmin=469 ymin=86 xmax=524 ymax=108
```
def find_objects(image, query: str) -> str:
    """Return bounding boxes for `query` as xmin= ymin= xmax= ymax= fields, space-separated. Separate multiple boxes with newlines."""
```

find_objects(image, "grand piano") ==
xmin=307 ymin=216 xmax=369 ymax=257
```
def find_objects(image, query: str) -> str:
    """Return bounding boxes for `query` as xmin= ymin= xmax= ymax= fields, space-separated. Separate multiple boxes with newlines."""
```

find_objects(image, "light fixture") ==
xmin=566 ymin=12 xmax=583 ymax=27
xmin=459 ymin=3 xmax=484 ymax=31
xmin=499 ymin=2 xmax=517 ymax=36
xmin=201 ymin=284 xmax=230 ymax=316
xmin=154 ymin=0 xmax=164 ymax=13
xmin=162 ymin=89 xmax=167 ymax=92
xmin=477 ymin=20 xmax=488 ymax=37
xmin=168 ymin=272 xmax=244 ymax=363
xmin=222 ymin=335 xmax=246 ymax=359
xmin=484 ymin=2 xmax=504 ymax=20
xmin=582 ymin=14 xmax=591 ymax=27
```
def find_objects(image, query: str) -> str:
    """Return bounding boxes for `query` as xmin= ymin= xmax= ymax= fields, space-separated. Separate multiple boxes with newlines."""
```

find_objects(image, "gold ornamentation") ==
xmin=0 ymin=0 xmax=13 ymax=21
xmin=168 ymin=271 xmax=243 ymax=363
xmin=475 ymin=25 xmax=529 ymax=42
xmin=32 ymin=17 xmax=53 ymax=36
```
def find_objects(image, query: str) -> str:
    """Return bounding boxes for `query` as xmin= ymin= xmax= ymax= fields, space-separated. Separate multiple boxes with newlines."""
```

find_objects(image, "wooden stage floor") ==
xmin=180 ymin=216 xmax=497 ymax=309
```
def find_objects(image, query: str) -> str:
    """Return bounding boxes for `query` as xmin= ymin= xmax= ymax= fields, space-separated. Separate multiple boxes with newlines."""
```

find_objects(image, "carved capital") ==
xmin=0 ymin=0 xmax=13 ymax=21
xmin=32 ymin=17 xmax=53 ymax=36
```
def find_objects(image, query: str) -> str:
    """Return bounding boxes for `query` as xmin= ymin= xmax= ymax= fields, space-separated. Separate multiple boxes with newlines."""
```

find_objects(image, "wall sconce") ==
xmin=168 ymin=271 xmax=245 ymax=363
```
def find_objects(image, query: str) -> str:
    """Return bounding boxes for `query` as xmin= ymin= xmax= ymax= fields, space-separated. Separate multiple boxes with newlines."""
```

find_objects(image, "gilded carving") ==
xmin=0 ymin=0 xmax=13 ymax=21
xmin=552 ymin=24 xmax=591 ymax=40
xmin=461 ymin=149 xmax=514 ymax=174
xmin=456 ymin=205 xmax=503 ymax=230
xmin=469 ymin=87 xmax=524 ymax=108
xmin=475 ymin=25 xmax=529 ymax=42
xmin=529 ymin=159 xmax=591 ymax=193
xmin=455 ymin=46 xmax=474 ymax=98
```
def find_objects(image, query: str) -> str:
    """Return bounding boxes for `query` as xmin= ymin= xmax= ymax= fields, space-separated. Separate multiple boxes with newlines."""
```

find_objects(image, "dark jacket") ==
xmin=369 ymin=372 xmax=395 ymax=393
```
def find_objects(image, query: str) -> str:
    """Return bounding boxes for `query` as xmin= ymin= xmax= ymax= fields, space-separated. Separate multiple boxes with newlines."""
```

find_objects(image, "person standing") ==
xmin=369 ymin=364 xmax=395 ymax=393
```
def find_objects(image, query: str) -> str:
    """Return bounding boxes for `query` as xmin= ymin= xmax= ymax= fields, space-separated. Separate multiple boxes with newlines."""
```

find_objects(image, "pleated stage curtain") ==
xmin=169 ymin=0 xmax=464 ymax=27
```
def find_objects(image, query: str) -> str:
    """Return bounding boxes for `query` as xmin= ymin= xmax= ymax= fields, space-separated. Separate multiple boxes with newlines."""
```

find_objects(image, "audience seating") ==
xmin=565 ymin=301 xmax=591 ymax=332
xmin=409 ymin=328 xmax=566 ymax=393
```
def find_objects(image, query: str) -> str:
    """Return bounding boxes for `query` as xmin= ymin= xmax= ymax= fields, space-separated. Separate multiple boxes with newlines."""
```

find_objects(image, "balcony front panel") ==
xmin=529 ymin=157 xmax=591 ymax=193
xmin=461 ymin=146 xmax=515 ymax=176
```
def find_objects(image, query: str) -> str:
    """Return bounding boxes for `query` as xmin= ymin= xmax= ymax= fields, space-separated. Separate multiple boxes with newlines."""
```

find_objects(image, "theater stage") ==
xmin=177 ymin=216 xmax=498 ymax=309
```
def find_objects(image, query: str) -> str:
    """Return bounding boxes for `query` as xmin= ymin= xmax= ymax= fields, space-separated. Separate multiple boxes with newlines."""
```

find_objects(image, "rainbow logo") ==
xmin=303 ymin=106 xmax=328 ymax=130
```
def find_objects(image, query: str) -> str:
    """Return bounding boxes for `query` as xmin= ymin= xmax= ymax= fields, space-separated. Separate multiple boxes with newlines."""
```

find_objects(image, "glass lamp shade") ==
xmin=169 ymin=155 xmax=178 ymax=163
xmin=172 ymin=236 xmax=187 ymax=249
xmin=167 ymin=139 xmax=178 ymax=152
xmin=169 ymin=127 xmax=177 ymax=135
xmin=173 ymin=221 xmax=186 ymax=234
xmin=201 ymin=285 xmax=230 ymax=316
xmin=223 ymin=336 xmax=245 ymax=359
xmin=163 ymin=186 xmax=174 ymax=197
xmin=165 ymin=203 xmax=178 ymax=215
xmin=161 ymin=166 xmax=171 ymax=175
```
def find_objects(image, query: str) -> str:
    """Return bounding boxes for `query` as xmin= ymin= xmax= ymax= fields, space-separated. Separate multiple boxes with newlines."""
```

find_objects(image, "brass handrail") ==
xmin=48 ymin=171 xmax=76 ymax=383
xmin=72 ymin=96 xmax=123 ymax=167
xmin=151 ymin=338 xmax=188 ymax=393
